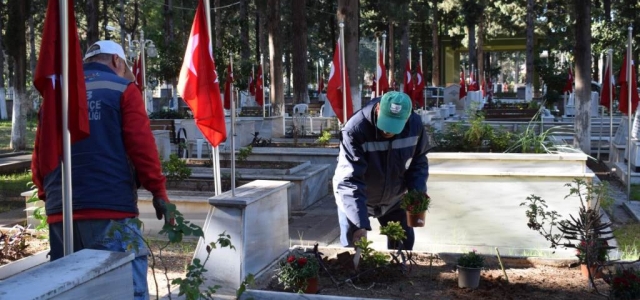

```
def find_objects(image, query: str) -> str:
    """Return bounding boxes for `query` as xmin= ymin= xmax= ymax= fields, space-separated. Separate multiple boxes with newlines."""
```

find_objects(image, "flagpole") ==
xmin=609 ymin=49 xmax=613 ymax=163
xmin=203 ymin=0 xmax=221 ymax=196
xmin=382 ymin=32 xmax=387 ymax=92
xmin=339 ymin=21 xmax=347 ymax=124
xmin=60 ymin=0 xmax=74 ymax=257
xmin=316 ymin=60 xmax=319 ymax=93
xmin=627 ymin=26 xmax=633 ymax=202
xmin=230 ymin=53 xmax=236 ymax=196
xmin=376 ymin=37 xmax=379 ymax=97
xmin=261 ymin=54 xmax=265 ymax=118
xmin=420 ymin=50 xmax=425 ymax=109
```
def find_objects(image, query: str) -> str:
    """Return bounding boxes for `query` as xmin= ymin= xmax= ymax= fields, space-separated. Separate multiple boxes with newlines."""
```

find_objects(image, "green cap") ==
xmin=377 ymin=91 xmax=411 ymax=134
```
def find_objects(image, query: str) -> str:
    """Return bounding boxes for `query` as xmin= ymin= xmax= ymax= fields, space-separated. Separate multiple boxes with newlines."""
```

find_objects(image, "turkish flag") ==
xmin=223 ymin=64 xmax=233 ymax=110
xmin=412 ymin=63 xmax=425 ymax=107
xmin=562 ymin=66 xmax=573 ymax=94
xmin=481 ymin=78 xmax=487 ymax=97
xmin=255 ymin=65 xmax=264 ymax=106
xmin=32 ymin=0 xmax=89 ymax=195
xmin=248 ymin=69 xmax=255 ymax=96
xmin=468 ymin=71 xmax=479 ymax=91
xmin=600 ymin=60 xmax=615 ymax=110
xmin=318 ymin=76 xmax=324 ymax=95
xmin=326 ymin=41 xmax=353 ymax=123
xmin=459 ymin=69 xmax=467 ymax=100
xmin=370 ymin=77 xmax=377 ymax=98
xmin=133 ymin=54 xmax=143 ymax=92
xmin=376 ymin=46 xmax=389 ymax=95
xmin=618 ymin=54 xmax=640 ymax=115
xmin=177 ymin=0 xmax=226 ymax=147
xmin=403 ymin=60 xmax=413 ymax=96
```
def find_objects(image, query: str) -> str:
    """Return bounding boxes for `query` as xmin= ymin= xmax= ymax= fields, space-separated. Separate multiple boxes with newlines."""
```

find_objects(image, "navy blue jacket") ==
xmin=333 ymin=98 xmax=430 ymax=230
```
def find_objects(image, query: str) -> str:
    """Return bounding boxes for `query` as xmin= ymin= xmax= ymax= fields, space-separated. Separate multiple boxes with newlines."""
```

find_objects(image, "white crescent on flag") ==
xmin=416 ymin=73 xmax=422 ymax=86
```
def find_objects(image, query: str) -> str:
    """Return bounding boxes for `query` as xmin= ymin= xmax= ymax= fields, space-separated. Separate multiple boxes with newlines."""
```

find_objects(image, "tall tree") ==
xmin=214 ymin=0 xmax=221 ymax=49
xmin=267 ymin=0 xmax=284 ymax=116
xmin=337 ymin=0 xmax=359 ymax=110
xmin=86 ymin=0 xmax=100 ymax=48
xmin=240 ymin=0 xmax=250 ymax=63
xmin=292 ymin=0 xmax=308 ymax=104
xmin=431 ymin=0 xmax=440 ymax=86
xmin=525 ymin=0 xmax=534 ymax=100
xmin=461 ymin=1 xmax=483 ymax=72
xmin=0 ymin=0 xmax=6 ymax=120
xmin=7 ymin=0 xmax=29 ymax=150
xmin=573 ymin=0 xmax=591 ymax=153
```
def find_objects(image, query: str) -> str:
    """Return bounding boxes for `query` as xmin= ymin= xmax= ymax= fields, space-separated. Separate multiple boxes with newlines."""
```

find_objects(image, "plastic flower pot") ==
xmin=298 ymin=276 xmax=318 ymax=294
xmin=457 ymin=265 xmax=481 ymax=289
xmin=406 ymin=211 xmax=426 ymax=227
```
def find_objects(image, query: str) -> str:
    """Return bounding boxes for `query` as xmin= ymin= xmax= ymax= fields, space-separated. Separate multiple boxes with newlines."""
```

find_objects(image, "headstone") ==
xmin=614 ymin=116 xmax=629 ymax=146
xmin=516 ymin=86 xmax=526 ymax=99
xmin=564 ymin=93 xmax=576 ymax=117
xmin=444 ymin=85 xmax=461 ymax=110
xmin=632 ymin=106 xmax=640 ymax=140
xmin=591 ymin=92 xmax=600 ymax=117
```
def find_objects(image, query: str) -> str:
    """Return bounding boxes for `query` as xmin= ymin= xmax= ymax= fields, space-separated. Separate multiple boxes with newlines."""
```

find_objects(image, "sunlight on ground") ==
xmin=614 ymin=223 xmax=640 ymax=260
xmin=0 ymin=120 xmax=37 ymax=152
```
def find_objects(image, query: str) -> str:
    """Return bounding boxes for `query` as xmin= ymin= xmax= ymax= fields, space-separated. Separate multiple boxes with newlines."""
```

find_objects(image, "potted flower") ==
xmin=457 ymin=250 xmax=485 ymax=289
xmin=400 ymin=190 xmax=430 ymax=227
xmin=607 ymin=267 xmax=640 ymax=299
xmin=576 ymin=238 xmax=608 ymax=279
xmin=276 ymin=251 xmax=320 ymax=294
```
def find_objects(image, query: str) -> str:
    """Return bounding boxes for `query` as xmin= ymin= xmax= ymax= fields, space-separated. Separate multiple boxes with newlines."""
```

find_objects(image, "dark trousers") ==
xmin=377 ymin=207 xmax=415 ymax=250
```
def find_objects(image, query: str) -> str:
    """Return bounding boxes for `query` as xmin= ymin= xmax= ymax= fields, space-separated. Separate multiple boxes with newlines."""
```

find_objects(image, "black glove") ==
xmin=152 ymin=197 xmax=169 ymax=221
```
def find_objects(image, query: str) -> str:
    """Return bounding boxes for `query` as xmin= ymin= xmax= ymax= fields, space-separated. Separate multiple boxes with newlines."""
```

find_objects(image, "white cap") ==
xmin=84 ymin=40 xmax=128 ymax=64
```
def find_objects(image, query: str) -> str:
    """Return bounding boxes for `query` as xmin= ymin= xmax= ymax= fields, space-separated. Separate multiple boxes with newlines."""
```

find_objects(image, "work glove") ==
xmin=152 ymin=197 xmax=175 ymax=225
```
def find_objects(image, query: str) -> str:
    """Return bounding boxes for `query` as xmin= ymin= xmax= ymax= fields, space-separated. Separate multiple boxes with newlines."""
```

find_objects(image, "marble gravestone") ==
xmin=444 ymin=84 xmax=462 ymax=110
xmin=626 ymin=106 xmax=640 ymax=172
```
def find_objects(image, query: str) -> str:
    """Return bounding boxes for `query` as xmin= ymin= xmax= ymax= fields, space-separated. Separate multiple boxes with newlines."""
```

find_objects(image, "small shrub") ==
xmin=400 ymin=190 xmax=430 ymax=214
xmin=315 ymin=130 xmax=332 ymax=147
xmin=457 ymin=250 xmax=485 ymax=268
xmin=161 ymin=154 xmax=192 ymax=181
xmin=237 ymin=146 xmax=253 ymax=162
xmin=276 ymin=251 xmax=320 ymax=293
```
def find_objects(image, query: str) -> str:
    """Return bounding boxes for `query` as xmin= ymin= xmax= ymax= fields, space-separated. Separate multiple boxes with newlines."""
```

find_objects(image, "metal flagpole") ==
xmin=203 ymin=0 xmax=221 ymax=196
xmin=627 ymin=26 xmax=633 ymax=202
xmin=339 ymin=22 xmax=347 ymax=123
xmin=382 ymin=32 xmax=387 ymax=93
xmin=316 ymin=61 xmax=319 ymax=94
xmin=230 ymin=53 xmax=236 ymax=196
xmin=597 ymin=51 xmax=606 ymax=161
xmin=609 ymin=49 xmax=614 ymax=163
xmin=261 ymin=54 xmax=265 ymax=118
xmin=376 ymin=37 xmax=379 ymax=97
xmin=60 ymin=0 xmax=74 ymax=256
xmin=420 ymin=50 xmax=425 ymax=109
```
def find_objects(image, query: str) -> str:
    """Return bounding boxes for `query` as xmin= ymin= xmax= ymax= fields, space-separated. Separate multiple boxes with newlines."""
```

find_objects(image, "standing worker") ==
xmin=333 ymin=91 xmax=430 ymax=250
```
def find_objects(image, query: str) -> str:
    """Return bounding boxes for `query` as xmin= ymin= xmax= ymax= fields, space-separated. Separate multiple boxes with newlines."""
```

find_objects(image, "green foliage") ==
xmin=148 ymin=109 xmax=191 ymax=120
xmin=610 ymin=267 xmax=640 ymax=300
xmin=161 ymin=154 xmax=192 ymax=181
xmin=400 ymin=190 xmax=430 ymax=214
xmin=457 ymin=250 xmax=485 ymax=268
xmin=276 ymin=251 xmax=320 ymax=293
xmin=613 ymin=224 xmax=640 ymax=261
xmin=26 ymin=182 xmax=48 ymax=234
xmin=354 ymin=238 xmax=389 ymax=269
xmin=237 ymin=146 xmax=253 ymax=162
xmin=534 ymin=56 xmax=567 ymax=107
xmin=463 ymin=113 xmax=494 ymax=151
xmin=380 ymin=221 xmax=407 ymax=242
xmin=315 ymin=130 xmax=332 ymax=147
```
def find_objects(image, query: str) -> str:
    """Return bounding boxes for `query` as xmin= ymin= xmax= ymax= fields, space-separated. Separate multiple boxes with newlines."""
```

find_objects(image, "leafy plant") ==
xmin=457 ymin=250 xmax=485 ymax=268
xmin=26 ymin=182 xmax=48 ymax=234
xmin=161 ymin=154 xmax=192 ymax=181
xmin=148 ymin=109 xmax=191 ymax=120
xmin=237 ymin=146 xmax=253 ymax=162
xmin=400 ymin=190 xmax=430 ymax=214
xmin=0 ymin=225 xmax=30 ymax=262
xmin=380 ymin=221 xmax=407 ymax=242
xmin=276 ymin=251 xmax=320 ymax=293
xmin=353 ymin=238 xmax=389 ymax=269
xmin=315 ymin=130 xmax=332 ymax=147
xmin=576 ymin=239 xmax=609 ymax=263
xmin=608 ymin=267 xmax=640 ymax=300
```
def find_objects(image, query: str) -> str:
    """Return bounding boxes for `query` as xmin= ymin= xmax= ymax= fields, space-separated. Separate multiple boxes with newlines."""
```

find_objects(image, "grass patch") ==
xmin=613 ymin=223 xmax=640 ymax=260
xmin=631 ymin=184 xmax=640 ymax=201
xmin=0 ymin=171 xmax=32 ymax=199
xmin=0 ymin=119 xmax=37 ymax=152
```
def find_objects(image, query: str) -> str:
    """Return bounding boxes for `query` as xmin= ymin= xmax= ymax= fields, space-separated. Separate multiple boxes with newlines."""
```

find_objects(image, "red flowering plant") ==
xmin=575 ymin=238 xmax=609 ymax=264
xmin=400 ymin=190 xmax=431 ymax=214
xmin=607 ymin=267 xmax=640 ymax=299
xmin=276 ymin=251 xmax=320 ymax=293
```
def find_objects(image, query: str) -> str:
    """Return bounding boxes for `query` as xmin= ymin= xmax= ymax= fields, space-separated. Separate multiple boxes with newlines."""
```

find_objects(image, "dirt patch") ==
xmin=0 ymin=227 xmax=49 ymax=266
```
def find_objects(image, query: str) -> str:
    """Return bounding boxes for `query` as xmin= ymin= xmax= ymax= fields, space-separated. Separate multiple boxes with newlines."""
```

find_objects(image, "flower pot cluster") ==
xmin=276 ymin=251 xmax=320 ymax=294
xmin=400 ymin=190 xmax=430 ymax=227
xmin=456 ymin=250 xmax=485 ymax=289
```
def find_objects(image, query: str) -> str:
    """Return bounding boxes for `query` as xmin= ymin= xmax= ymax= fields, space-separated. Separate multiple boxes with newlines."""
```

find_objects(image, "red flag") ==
xmin=255 ymin=65 xmax=264 ymax=106
xmin=133 ymin=54 xmax=143 ymax=92
xmin=248 ymin=69 xmax=255 ymax=96
xmin=376 ymin=47 xmax=389 ymax=94
xmin=481 ymin=78 xmax=487 ymax=97
xmin=223 ymin=64 xmax=233 ymax=110
xmin=600 ymin=60 xmax=615 ymax=109
xmin=370 ymin=77 xmax=377 ymax=98
xmin=468 ymin=70 xmax=479 ymax=91
xmin=178 ymin=0 xmax=226 ymax=147
xmin=562 ymin=66 xmax=573 ymax=93
xmin=618 ymin=54 xmax=640 ymax=115
xmin=459 ymin=69 xmax=467 ymax=100
xmin=32 ymin=0 xmax=89 ymax=193
xmin=326 ymin=41 xmax=353 ymax=123
xmin=403 ymin=60 xmax=413 ymax=95
xmin=412 ymin=63 xmax=425 ymax=107
xmin=318 ymin=76 xmax=324 ymax=95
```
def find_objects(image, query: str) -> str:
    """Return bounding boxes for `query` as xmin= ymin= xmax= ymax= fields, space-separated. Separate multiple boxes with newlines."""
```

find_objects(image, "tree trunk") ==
xmin=258 ymin=0 xmax=268 ymax=64
xmin=0 ymin=0 xmax=6 ymax=120
xmin=292 ymin=0 xmax=308 ymax=104
xmin=525 ymin=0 xmax=534 ymax=101
xmin=163 ymin=0 xmax=173 ymax=47
xmin=103 ymin=0 xmax=109 ymax=40
xmin=240 ymin=0 xmax=250 ymax=63
xmin=573 ymin=0 xmax=591 ymax=154
xmin=29 ymin=6 xmax=36 ymax=77
xmin=86 ymin=0 xmax=99 ymax=49
xmin=467 ymin=24 xmax=476 ymax=71
xmin=214 ymin=0 xmax=222 ymax=49
xmin=388 ymin=22 xmax=395 ymax=89
xmin=267 ymin=0 xmax=284 ymax=116
xmin=477 ymin=14 xmax=484 ymax=92
xmin=431 ymin=0 xmax=439 ymax=86
xmin=119 ymin=0 xmax=126 ymax=51
xmin=9 ymin=0 xmax=28 ymax=151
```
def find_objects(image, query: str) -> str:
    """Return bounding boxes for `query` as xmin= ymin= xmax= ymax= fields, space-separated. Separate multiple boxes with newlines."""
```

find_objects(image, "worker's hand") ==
xmin=352 ymin=228 xmax=367 ymax=245
xmin=152 ymin=197 xmax=175 ymax=225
